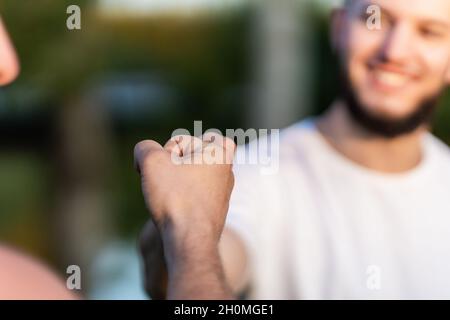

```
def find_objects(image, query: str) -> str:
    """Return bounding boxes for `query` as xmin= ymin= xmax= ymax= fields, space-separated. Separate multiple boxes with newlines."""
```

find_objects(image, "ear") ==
xmin=0 ymin=17 xmax=20 ymax=85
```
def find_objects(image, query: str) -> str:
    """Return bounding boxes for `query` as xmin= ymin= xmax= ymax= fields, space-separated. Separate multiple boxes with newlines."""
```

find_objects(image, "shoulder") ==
xmin=426 ymin=133 xmax=450 ymax=164
xmin=0 ymin=245 xmax=78 ymax=299
xmin=279 ymin=118 xmax=320 ymax=155
xmin=233 ymin=118 xmax=317 ymax=174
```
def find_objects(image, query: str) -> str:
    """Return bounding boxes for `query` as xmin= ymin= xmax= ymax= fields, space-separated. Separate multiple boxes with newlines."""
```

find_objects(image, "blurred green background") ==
xmin=0 ymin=0 xmax=448 ymax=299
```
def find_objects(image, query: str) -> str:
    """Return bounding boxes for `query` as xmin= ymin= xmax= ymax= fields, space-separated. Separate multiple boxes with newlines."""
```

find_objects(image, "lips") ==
xmin=368 ymin=63 xmax=422 ymax=91
xmin=372 ymin=69 xmax=410 ymax=87
xmin=366 ymin=61 xmax=421 ymax=91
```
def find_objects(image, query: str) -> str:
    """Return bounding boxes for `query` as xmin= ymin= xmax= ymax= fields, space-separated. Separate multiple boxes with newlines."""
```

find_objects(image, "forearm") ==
xmin=162 ymin=224 xmax=235 ymax=300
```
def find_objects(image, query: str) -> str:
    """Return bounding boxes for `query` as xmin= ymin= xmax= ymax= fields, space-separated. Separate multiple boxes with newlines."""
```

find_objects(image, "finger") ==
xmin=224 ymin=141 xmax=237 ymax=164
xmin=202 ymin=132 xmax=236 ymax=164
xmin=163 ymin=138 xmax=182 ymax=157
xmin=133 ymin=140 xmax=165 ymax=174
xmin=170 ymin=135 xmax=204 ymax=157
xmin=203 ymin=132 xmax=236 ymax=151
xmin=202 ymin=131 xmax=221 ymax=143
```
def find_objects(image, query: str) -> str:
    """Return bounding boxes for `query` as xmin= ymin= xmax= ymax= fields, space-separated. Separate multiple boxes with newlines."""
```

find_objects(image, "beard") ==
xmin=339 ymin=69 xmax=443 ymax=138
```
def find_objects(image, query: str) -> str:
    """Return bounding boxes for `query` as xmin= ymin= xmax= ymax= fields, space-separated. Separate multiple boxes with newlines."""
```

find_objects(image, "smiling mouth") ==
xmin=366 ymin=60 xmax=421 ymax=90
xmin=372 ymin=69 xmax=411 ymax=87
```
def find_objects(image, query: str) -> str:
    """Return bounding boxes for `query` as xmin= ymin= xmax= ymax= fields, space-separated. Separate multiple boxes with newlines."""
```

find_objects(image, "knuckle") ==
xmin=224 ymin=137 xmax=237 ymax=150
xmin=203 ymin=132 xmax=221 ymax=141
xmin=139 ymin=152 xmax=167 ymax=175
xmin=171 ymin=135 xmax=191 ymax=144
xmin=143 ymin=150 xmax=166 ymax=164
xmin=134 ymin=140 xmax=150 ymax=154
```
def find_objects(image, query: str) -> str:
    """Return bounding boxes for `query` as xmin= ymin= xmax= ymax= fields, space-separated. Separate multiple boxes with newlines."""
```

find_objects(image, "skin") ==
xmin=136 ymin=0 xmax=450 ymax=299
xmin=0 ymin=18 xmax=76 ymax=300
xmin=0 ymin=17 xmax=19 ymax=85
xmin=0 ymin=246 xmax=77 ymax=299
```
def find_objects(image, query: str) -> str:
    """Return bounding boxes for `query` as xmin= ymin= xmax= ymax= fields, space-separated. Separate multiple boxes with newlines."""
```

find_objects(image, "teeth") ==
xmin=374 ymin=70 xmax=409 ymax=87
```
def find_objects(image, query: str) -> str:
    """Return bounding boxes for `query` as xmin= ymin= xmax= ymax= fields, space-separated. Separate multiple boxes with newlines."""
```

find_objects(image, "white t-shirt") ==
xmin=225 ymin=118 xmax=450 ymax=299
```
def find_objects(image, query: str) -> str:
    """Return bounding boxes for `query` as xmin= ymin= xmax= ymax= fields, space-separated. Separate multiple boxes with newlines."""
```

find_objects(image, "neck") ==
xmin=316 ymin=101 xmax=428 ymax=173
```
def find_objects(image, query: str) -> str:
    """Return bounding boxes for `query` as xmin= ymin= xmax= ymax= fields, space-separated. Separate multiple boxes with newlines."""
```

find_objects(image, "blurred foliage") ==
xmin=0 ymin=153 xmax=53 ymax=259
xmin=433 ymin=90 xmax=450 ymax=145
xmin=0 ymin=0 xmax=252 ymax=247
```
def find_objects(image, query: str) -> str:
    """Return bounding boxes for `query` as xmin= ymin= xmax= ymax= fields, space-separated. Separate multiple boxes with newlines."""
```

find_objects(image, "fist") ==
xmin=134 ymin=133 xmax=236 ymax=244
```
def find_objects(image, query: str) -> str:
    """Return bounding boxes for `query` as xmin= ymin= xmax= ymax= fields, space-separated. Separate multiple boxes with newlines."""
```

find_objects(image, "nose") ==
xmin=379 ymin=22 xmax=415 ymax=64
xmin=0 ymin=17 xmax=19 ymax=85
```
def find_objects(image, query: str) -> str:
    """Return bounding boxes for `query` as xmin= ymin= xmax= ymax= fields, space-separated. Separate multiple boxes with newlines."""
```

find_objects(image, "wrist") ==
xmin=159 ymin=216 xmax=220 ymax=266
xmin=156 ymin=215 xmax=233 ymax=300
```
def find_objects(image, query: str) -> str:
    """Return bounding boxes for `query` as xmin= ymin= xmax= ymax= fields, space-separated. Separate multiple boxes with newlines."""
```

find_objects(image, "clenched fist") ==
xmin=134 ymin=133 xmax=236 ymax=252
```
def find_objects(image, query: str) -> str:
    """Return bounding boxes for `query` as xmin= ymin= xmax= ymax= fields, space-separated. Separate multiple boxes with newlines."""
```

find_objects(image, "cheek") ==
xmin=419 ymin=46 xmax=450 ymax=90
xmin=345 ymin=25 xmax=384 ymax=84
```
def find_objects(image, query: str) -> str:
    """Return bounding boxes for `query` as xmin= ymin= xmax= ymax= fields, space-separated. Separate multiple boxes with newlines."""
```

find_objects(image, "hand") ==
xmin=134 ymin=134 xmax=236 ymax=299
xmin=134 ymin=134 xmax=236 ymax=256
